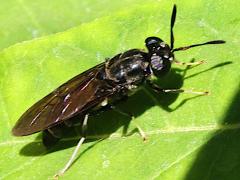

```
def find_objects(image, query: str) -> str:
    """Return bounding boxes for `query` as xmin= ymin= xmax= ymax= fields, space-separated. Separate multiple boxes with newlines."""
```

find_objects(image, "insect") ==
xmin=12 ymin=4 xmax=225 ymax=177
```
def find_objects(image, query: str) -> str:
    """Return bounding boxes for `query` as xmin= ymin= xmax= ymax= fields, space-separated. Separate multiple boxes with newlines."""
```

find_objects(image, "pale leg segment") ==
xmin=113 ymin=108 xmax=147 ymax=141
xmin=54 ymin=114 xmax=89 ymax=178
xmin=174 ymin=60 xmax=204 ymax=66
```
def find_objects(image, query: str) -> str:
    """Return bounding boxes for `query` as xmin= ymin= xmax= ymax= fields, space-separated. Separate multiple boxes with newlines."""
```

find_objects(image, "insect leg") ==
xmin=147 ymin=80 xmax=208 ymax=95
xmin=174 ymin=59 xmax=204 ymax=66
xmin=54 ymin=114 xmax=89 ymax=178
xmin=162 ymin=88 xmax=209 ymax=95
xmin=113 ymin=107 xmax=147 ymax=141
xmin=132 ymin=120 xmax=147 ymax=142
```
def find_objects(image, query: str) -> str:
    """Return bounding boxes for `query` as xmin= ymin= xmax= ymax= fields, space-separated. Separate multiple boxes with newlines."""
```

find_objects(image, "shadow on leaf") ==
xmin=185 ymin=81 xmax=240 ymax=180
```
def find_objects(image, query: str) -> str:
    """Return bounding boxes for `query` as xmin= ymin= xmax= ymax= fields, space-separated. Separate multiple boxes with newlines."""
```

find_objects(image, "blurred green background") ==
xmin=0 ymin=0 xmax=239 ymax=179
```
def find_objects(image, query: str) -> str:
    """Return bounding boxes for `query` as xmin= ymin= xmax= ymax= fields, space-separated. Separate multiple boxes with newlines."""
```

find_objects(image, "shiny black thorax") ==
xmin=97 ymin=37 xmax=175 ymax=96
xmin=105 ymin=49 xmax=149 ymax=86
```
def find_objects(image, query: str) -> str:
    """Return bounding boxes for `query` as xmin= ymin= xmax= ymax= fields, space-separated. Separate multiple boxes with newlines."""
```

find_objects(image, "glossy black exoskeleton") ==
xmin=12 ymin=4 xmax=225 ymax=176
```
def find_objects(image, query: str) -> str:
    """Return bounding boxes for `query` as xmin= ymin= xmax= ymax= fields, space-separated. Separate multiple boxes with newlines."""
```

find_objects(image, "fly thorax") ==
xmin=107 ymin=55 xmax=149 ymax=85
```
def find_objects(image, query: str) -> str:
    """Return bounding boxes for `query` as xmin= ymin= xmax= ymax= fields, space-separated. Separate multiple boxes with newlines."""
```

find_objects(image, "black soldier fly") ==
xmin=12 ymin=4 xmax=225 ymax=177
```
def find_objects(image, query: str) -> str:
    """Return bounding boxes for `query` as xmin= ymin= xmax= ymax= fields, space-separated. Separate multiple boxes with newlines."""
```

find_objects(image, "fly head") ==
xmin=144 ymin=4 xmax=225 ymax=78
xmin=145 ymin=36 xmax=174 ymax=77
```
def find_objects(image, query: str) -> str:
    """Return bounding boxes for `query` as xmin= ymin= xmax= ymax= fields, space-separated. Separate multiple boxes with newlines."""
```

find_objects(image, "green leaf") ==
xmin=0 ymin=0 xmax=240 ymax=179
xmin=0 ymin=0 xmax=153 ymax=50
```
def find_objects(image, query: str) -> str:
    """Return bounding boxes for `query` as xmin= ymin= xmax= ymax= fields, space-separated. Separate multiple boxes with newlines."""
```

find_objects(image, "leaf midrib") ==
xmin=1 ymin=123 xmax=240 ymax=146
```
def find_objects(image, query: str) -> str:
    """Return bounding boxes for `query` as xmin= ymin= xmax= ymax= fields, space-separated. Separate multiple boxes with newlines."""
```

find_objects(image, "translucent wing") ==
xmin=12 ymin=63 xmax=113 ymax=136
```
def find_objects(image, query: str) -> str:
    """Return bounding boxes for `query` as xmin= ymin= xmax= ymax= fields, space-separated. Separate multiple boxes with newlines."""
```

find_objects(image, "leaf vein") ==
xmin=151 ymin=144 xmax=202 ymax=179
xmin=1 ymin=123 xmax=240 ymax=146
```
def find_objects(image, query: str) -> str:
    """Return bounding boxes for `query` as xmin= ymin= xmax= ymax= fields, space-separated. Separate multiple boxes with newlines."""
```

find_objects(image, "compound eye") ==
xmin=145 ymin=37 xmax=163 ymax=52
xmin=145 ymin=37 xmax=163 ymax=46
xmin=146 ymin=38 xmax=157 ymax=45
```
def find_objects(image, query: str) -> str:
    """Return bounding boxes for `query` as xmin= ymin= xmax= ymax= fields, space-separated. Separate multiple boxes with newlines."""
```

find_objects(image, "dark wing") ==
xmin=12 ymin=63 xmax=113 ymax=136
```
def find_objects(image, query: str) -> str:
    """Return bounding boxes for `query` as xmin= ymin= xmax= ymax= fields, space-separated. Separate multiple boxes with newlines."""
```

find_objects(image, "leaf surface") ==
xmin=0 ymin=0 xmax=239 ymax=179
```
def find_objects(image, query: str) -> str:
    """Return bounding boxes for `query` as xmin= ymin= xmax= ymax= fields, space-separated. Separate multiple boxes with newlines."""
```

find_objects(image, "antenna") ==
xmin=170 ymin=4 xmax=177 ymax=50
xmin=172 ymin=40 xmax=226 ymax=52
